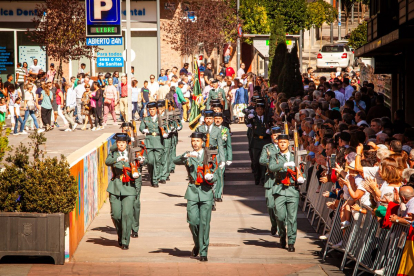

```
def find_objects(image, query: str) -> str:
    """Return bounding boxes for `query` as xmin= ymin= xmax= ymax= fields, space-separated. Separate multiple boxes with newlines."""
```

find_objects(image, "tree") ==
xmin=341 ymin=0 xmax=362 ymax=35
xmin=269 ymin=42 xmax=287 ymax=86
xmin=306 ymin=0 xmax=338 ymax=47
xmin=278 ymin=45 xmax=303 ymax=98
xmin=265 ymin=0 xmax=308 ymax=34
xmin=268 ymin=16 xmax=286 ymax=70
xmin=239 ymin=2 xmax=271 ymax=44
xmin=291 ymin=45 xmax=304 ymax=97
xmin=28 ymin=0 xmax=99 ymax=81
xmin=348 ymin=21 xmax=367 ymax=49
xmin=162 ymin=0 xmax=239 ymax=60
xmin=0 ymin=122 xmax=10 ymax=163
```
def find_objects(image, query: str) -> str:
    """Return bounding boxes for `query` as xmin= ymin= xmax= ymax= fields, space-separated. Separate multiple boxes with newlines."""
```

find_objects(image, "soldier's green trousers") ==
xmin=109 ymin=194 xmax=135 ymax=246
xmin=214 ymin=167 xmax=224 ymax=199
xmin=187 ymin=199 xmax=213 ymax=257
xmin=274 ymin=194 xmax=299 ymax=245
xmin=265 ymin=188 xmax=278 ymax=231
xmin=147 ymin=148 xmax=163 ymax=185
xmin=160 ymin=138 xmax=172 ymax=180
xmin=132 ymin=178 xmax=142 ymax=233
xmin=170 ymin=136 xmax=177 ymax=172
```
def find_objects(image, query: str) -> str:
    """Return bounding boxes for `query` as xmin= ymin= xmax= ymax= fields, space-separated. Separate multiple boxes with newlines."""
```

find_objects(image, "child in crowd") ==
xmin=13 ymin=97 xmax=28 ymax=136
xmin=0 ymin=97 xmax=6 ymax=123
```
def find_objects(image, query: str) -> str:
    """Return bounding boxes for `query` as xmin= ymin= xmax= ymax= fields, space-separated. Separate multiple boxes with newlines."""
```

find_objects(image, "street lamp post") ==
xmin=126 ymin=0 xmax=132 ymax=122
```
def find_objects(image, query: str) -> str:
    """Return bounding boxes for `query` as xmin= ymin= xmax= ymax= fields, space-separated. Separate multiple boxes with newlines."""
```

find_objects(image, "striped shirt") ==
xmin=16 ymin=67 xmax=25 ymax=83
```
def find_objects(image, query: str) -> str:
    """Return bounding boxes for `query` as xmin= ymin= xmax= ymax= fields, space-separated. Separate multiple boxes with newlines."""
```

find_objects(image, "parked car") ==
xmin=316 ymin=43 xmax=355 ymax=70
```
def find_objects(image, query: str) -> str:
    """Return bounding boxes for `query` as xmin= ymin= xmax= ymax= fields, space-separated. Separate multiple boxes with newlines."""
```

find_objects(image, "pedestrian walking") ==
xmin=39 ymin=83 xmax=53 ymax=131
xmin=103 ymin=77 xmax=118 ymax=125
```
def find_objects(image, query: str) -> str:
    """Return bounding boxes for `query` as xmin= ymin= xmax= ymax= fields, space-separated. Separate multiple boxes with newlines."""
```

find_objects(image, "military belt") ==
xmin=146 ymin=132 xmax=160 ymax=136
xmin=253 ymin=135 xmax=267 ymax=139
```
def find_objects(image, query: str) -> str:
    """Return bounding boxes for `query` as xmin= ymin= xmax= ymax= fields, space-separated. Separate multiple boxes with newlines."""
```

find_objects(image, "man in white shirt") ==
xmin=148 ymin=74 xmax=159 ymax=101
xmin=29 ymin=59 xmax=42 ymax=76
xmin=237 ymin=63 xmax=245 ymax=79
xmin=332 ymin=83 xmax=345 ymax=106
xmin=74 ymin=82 xmax=86 ymax=124
xmin=158 ymin=80 xmax=171 ymax=100
xmin=344 ymin=78 xmax=354 ymax=100
xmin=355 ymin=111 xmax=369 ymax=127
xmin=64 ymin=84 xmax=78 ymax=131
xmin=170 ymin=75 xmax=178 ymax=88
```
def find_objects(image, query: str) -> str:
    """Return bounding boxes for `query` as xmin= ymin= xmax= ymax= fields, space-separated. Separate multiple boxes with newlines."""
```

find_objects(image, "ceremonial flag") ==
xmin=189 ymin=57 xmax=205 ymax=130
xmin=397 ymin=225 xmax=414 ymax=276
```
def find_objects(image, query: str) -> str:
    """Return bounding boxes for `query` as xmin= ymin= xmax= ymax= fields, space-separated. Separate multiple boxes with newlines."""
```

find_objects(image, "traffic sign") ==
xmin=86 ymin=37 xmax=123 ymax=46
xmin=86 ymin=0 xmax=121 ymax=37
xmin=97 ymin=57 xmax=123 ymax=67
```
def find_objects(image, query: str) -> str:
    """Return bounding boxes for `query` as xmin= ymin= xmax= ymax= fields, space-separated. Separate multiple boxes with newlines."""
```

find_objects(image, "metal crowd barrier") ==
xmin=300 ymin=161 xmax=411 ymax=275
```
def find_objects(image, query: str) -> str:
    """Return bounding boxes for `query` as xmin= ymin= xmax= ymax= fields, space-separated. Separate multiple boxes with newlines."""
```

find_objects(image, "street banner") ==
xmin=189 ymin=57 xmax=204 ymax=130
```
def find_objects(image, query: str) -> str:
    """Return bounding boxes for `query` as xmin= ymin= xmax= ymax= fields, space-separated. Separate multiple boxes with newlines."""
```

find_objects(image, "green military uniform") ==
xmin=139 ymin=114 xmax=166 ymax=186
xmin=259 ymin=142 xmax=279 ymax=234
xmin=246 ymin=112 xmax=271 ymax=185
xmin=170 ymin=119 xmax=182 ymax=173
xmin=195 ymin=124 xmax=225 ymax=164
xmin=206 ymin=88 xmax=227 ymax=110
xmin=244 ymin=105 xmax=255 ymax=170
xmin=105 ymin=147 xmax=138 ymax=248
xmin=173 ymin=149 xmax=218 ymax=259
xmin=269 ymin=151 xmax=301 ymax=247
xmin=216 ymin=125 xmax=232 ymax=199
xmin=158 ymin=108 xmax=178 ymax=182
xmin=109 ymin=141 xmax=147 ymax=236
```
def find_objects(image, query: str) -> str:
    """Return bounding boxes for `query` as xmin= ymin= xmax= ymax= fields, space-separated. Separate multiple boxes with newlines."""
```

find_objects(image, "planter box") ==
xmin=0 ymin=212 xmax=65 ymax=265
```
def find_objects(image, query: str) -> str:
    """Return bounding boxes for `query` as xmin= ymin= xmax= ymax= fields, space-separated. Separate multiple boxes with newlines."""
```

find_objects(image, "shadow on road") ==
xmin=237 ymin=227 xmax=271 ymax=235
xmin=159 ymin=192 xmax=183 ymax=198
xmin=85 ymin=237 xmax=119 ymax=247
xmin=149 ymin=247 xmax=191 ymax=257
xmin=243 ymin=238 xmax=280 ymax=248
xmin=90 ymin=225 xmax=117 ymax=234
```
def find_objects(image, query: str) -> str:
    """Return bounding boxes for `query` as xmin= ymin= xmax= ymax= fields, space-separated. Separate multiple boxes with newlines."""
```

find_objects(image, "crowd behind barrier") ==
xmin=301 ymin=162 xmax=410 ymax=276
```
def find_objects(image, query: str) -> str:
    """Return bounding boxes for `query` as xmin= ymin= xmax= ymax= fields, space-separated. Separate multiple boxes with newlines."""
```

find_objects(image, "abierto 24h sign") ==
xmin=86 ymin=0 xmax=121 ymax=37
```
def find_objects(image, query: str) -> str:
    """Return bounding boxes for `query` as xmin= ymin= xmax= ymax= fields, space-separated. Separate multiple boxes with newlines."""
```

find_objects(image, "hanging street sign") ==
xmin=86 ymin=0 xmax=122 ymax=37
xmin=86 ymin=37 xmax=123 ymax=46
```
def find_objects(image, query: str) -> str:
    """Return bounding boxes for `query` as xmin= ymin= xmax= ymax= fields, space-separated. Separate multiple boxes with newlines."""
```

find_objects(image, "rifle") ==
xmin=284 ymin=115 xmax=289 ymax=136
xmin=127 ymin=122 xmax=146 ymax=180
xmin=202 ymin=133 xmax=218 ymax=186
xmin=217 ymin=90 xmax=225 ymax=108
xmin=158 ymin=113 xmax=168 ymax=136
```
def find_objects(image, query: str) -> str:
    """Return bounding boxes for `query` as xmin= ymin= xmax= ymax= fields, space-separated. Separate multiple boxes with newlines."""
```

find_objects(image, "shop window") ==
xmin=0 ymin=31 xmax=15 ymax=82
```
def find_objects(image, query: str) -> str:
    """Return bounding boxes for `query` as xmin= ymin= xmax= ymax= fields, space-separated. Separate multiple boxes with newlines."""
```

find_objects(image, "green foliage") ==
xmin=22 ymin=156 xmax=77 ymax=214
xmin=306 ymin=1 xmax=326 ymax=29
xmin=0 ymin=132 xmax=77 ymax=214
xmin=0 ymin=122 xmax=10 ymax=163
xmin=269 ymin=42 xmax=287 ymax=86
xmin=240 ymin=3 xmax=271 ymax=44
xmin=348 ymin=21 xmax=367 ymax=49
xmin=268 ymin=16 xmax=286 ymax=61
xmin=266 ymin=0 xmax=308 ymax=34
xmin=278 ymin=45 xmax=303 ymax=98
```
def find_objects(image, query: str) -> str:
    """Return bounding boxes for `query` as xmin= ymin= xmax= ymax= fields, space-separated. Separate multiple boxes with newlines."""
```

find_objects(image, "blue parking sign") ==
xmin=86 ymin=0 xmax=121 ymax=37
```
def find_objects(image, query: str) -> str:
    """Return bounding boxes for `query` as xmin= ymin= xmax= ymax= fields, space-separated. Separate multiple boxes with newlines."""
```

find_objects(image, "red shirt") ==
xmin=226 ymin=67 xmax=235 ymax=77
xmin=121 ymin=83 xmax=128 ymax=97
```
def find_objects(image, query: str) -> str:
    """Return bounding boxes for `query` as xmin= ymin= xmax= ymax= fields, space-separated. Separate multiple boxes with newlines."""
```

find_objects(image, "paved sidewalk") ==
xmin=0 ymin=123 xmax=347 ymax=276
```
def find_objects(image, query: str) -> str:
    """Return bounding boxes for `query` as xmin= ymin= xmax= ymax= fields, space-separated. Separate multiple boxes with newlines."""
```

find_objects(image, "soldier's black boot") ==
xmin=159 ymin=180 xmax=166 ymax=184
xmin=271 ymin=226 xmax=277 ymax=236
xmin=280 ymin=237 xmax=287 ymax=249
xmin=288 ymin=244 xmax=295 ymax=252
xmin=191 ymin=246 xmax=199 ymax=257
xmin=131 ymin=231 xmax=138 ymax=238
xmin=122 ymin=245 xmax=129 ymax=250
xmin=200 ymin=256 xmax=208 ymax=262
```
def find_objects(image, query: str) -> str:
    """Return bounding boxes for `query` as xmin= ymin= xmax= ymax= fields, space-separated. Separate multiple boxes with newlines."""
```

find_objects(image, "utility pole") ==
xmin=338 ymin=0 xmax=342 ymax=41
xmin=126 ymin=0 xmax=132 ymax=122
xmin=236 ymin=0 xmax=240 ymax=71
xmin=330 ymin=0 xmax=334 ymax=43
xmin=156 ymin=0 xmax=161 ymax=74
xmin=299 ymin=30 xmax=303 ymax=72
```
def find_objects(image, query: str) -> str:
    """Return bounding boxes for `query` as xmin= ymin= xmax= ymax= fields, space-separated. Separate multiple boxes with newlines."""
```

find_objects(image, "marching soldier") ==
xmin=268 ymin=133 xmax=305 ymax=252
xmin=105 ymin=133 xmax=143 ymax=250
xmin=195 ymin=110 xmax=225 ymax=210
xmin=206 ymin=79 xmax=227 ymax=110
xmin=170 ymin=109 xmax=183 ymax=174
xmin=211 ymin=101 xmax=231 ymax=130
xmin=259 ymin=127 xmax=281 ymax=236
xmin=213 ymin=112 xmax=232 ymax=202
xmin=109 ymin=125 xmax=147 ymax=238
xmin=173 ymin=132 xmax=219 ymax=262
xmin=157 ymin=100 xmax=177 ymax=182
xmin=244 ymin=97 xmax=257 ymax=170
xmin=246 ymin=101 xmax=271 ymax=186
xmin=139 ymin=102 xmax=169 ymax=187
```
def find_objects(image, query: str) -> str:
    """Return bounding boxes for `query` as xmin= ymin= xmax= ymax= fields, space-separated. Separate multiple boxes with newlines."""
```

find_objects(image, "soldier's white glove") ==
xmin=142 ymin=129 xmax=149 ymax=134
xmin=205 ymin=173 xmax=214 ymax=181
xmin=284 ymin=161 xmax=296 ymax=168
xmin=131 ymin=136 xmax=135 ymax=142
xmin=170 ymin=127 xmax=176 ymax=131
xmin=266 ymin=129 xmax=271 ymax=135
xmin=248 ymin=114 xmax=255 ymax=119
xmin=189 ymin=151 xmax=199 ymax=158
xmin=132 ymin=172 xmax=140 ymax=178
xmin=138 ymin=156 xmax=145 ymax=164
xmin=249 ymin=109 xmax=255 ymax=114
xmin=177 ymin=126 xmax=182 ymax=130
xmin=246 ymin=124 xmax=252 ymax=128
xmin=226 ymin=161 xmax=232 ymax=166
xmin=163 ymin=133 xmax=169 ymax=138
xmin=297 ymin=176 xmax=305 ymax=184
xmin=219 ymin=162 xmax=225 ymax=169
xmin=117 ymin=156 xmax=128 ymax=162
